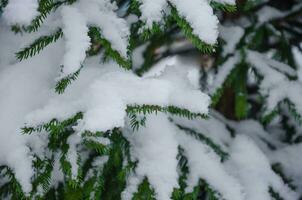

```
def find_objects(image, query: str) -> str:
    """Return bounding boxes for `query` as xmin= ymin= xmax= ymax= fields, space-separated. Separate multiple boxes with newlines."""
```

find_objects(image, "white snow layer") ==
xmin=270 ymin=143 xmax=302 ymax=192
xmin=170 ymin=0 xmax=219 ymax=44
xmin=122 ymin=114 xmax=179 ymax=200
xmin=75 ymin=0 xmax=130 ymax=58
xmin=61 ymin=5 xmax=91 ymax=76
xmin=219 ymin=26 xmax=244 ymax=56
xmin=210 ymin=54 xmax=240 ymax=94
xmin=177 ymin=133 xmax=245 ymax=200
xmin=227 ymin=135 xmax=298 ymax=200
xmin=139 ymin=0 xmax=168 ymax=29
xmin=2 ymin=0 xmax=39 ymax=25
xmin=246 ymin=50 xmax=302 ymax=113
xmin=138 ymin=0 xmax=220 ymax=44
xmin=0 ymin=25 xmax=64 ymax=192
xmin=26 ymin=57 xmax=210 ymax=133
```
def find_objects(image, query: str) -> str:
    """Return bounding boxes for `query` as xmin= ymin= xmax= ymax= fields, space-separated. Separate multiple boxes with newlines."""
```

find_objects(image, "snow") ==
xmin=210 ymin=54 xmax=240 ymax=94
xmin=234 ymin=120 xmax=283 ymax=153
xmin=61 ymin=6 xmax=90 ymax=76
xmin=212 ymin=0 xmax=236 ymax=4
xmin=170 ymin=0 xmax=219 ymax=45
xmin=2 ymin=0 xmax=39 ymax=25
xmin=66 ymin=134 xmax=81 ymax=179
xmin=270 ymin=144 xmax=302 ymax=192
xmin=25 ymin=56 xmax=209 ymax=133
xmin=177 ymin=133 xmax=245 ymax=200
xmin=76 ymin=0 xmax=130 ymax=58
xmin=139 ymin=0 xmax=168 ymax=29
xmin=132 ymin=43 xmax=148 ymax=70
xmin=172 ymin=115 xmax=232 ymax=152
xmin=219 ymin=26 xmax=244 ymax=56
xmin=0 ymin=26 xmax=63 ymax=192
xmin=293 ymin=46 xmax=302 ymax=81
xmin=0 ymin=0 xmax=301 ymax=198
xmin=247 ymin=50 xmax=302 ymax=114
xmin=256 ymin=6 xmax=284 ymax=23
xmin=122 ymin=113 xmax=179 ymax=200
xmin=226 ymin=135 xmax=298 ymax=200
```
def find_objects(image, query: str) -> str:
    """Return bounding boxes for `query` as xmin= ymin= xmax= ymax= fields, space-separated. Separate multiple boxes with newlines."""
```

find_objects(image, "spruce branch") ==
xmin=25 ymin=0 xmax=60 ymax=33
xmin=175 ymin=123 xmax=229 ymax=161
xmin=127 ymin=104 xmax=208 ymax=121
xmin=0 ymin=166 xmax=26 ymax=199
xmin=22 ymin=112 xmax=83 ymax=135
xmin=210 ymin=2 xmax=237 ymax=12
xmin=132 ymin=178 xmax=156 ymax=200
xmin=170 ymin=6 xmax=216 ymax=53
xmin=55 ymin=68 xmax=81 ymax=94
xmin=88 ymin=27 xmax=131 ymax=70
xmin=16 ymin=29 xmax=63 ymax=61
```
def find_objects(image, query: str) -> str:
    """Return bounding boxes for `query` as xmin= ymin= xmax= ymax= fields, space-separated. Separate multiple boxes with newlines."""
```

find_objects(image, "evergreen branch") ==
xmin=127 ymin=0 xmax=141 ymax=16
xmin=22 ymin=112 xmax=83 ymax=135
xmin=88 ymin=27 xmax=131 ymax=70
xmin=170 ymin=7 xmax=216 ymax=53
xmin=269 ymin=187 xmax=284 ymax=200
xmin=132 ymin=178 xmax=156 ymax=200
xmin=31 ymin=157 xmax=54 ymax=195
xmin=284 ymin=99 xmax=302 ymax=125
xmin=175 ymin=123 xmax=229 ymax=161
xmin=0 ymin=166 xmax=26 ymax=199
xmin=0 ymin=0 xmax=8 ymax=11
xmin=16 ymin=29 xmax=63 ymax=61
xmin=272 ymin=163 xmax=296 ymax=191
xmin=126 ymin=104 xmax=208 ymax=120
xmin=210 ymin=2 xmax=237 ymax=12
xmin=172 ymin=147 xmax=189 ymax=200
xmin=173 ymin=149 xmax=220 ymax=200
xmin=262 ymin=98 xmax=302 ymax=125
xmin=139 ymin=22 xmax=164 ymax=41
xmin=20 ymin=0 xmax=75 ymax=33
xmin=55 ymin=68 xmax=81 ymax=94
xmin=83 ymin=140 xmax=110 ymax=155
xmin=261 ymin=109 xmax=279 ymax=125
xmin=25 ymin=0 xmax=61 ymax=33
xmin=128 ymin=113 xmax=147 ymax=131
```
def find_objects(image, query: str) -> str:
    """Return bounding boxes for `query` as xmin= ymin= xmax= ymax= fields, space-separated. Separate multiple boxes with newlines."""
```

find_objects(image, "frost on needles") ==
xmin=0 ymin=0 xmax=302 ymax=200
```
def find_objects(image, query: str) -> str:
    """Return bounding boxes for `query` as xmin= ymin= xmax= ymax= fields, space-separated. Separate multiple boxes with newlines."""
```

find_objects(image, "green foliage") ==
xmin=172 ymin=147 xmax=220 ymax=200
xmin=133 ymin=178 xmax=156 ymax=200
xmin=22 ymin=112 xmax=83 ymax=135
xmin=16 ymin=29 xmax=63 ymax=61
xmin=0 ymin=166 xmax=26 ymax=200
xmin=8 ymin=0 xmax=301 ymax=199
xmin=170 ymin=6 xmax=216 ymax=53
xmin=127 ymin=104 xmax=208 ymax=121
xmin=26 ymin=0 xmax=61 ymax=33
xmin=88 ymin=27 xmax=131 ymax=70
xmin=55 ymin=68 xmax=81 ymax=94
xmin=98 ymin=130 xmax=130 ymax=199
xmin=210 ymin=2 xmax=237 ymax=12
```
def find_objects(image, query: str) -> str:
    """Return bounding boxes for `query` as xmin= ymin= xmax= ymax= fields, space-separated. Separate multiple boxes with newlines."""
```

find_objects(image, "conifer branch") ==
xmin=0 ymin=166 xmax=26 ymax=199
xmin=22 ymin=112 xmax=83 ymax=135
xmin=210 ymin=2 xmax=237 ymax=12
xmin=55 ymin=68 xmax=81 ymax=94
xmin=88 ymin=27 xmax=131 ymax=70
xmin=127 ymin=104 xmax=208 ymax=121
xmin=170 ymin=7 xmax=216 ymax=53
xmin=175 ymin=123 xmax=229 ymax=161
xmin=16 ymin=29 xmax=63 ymax=61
